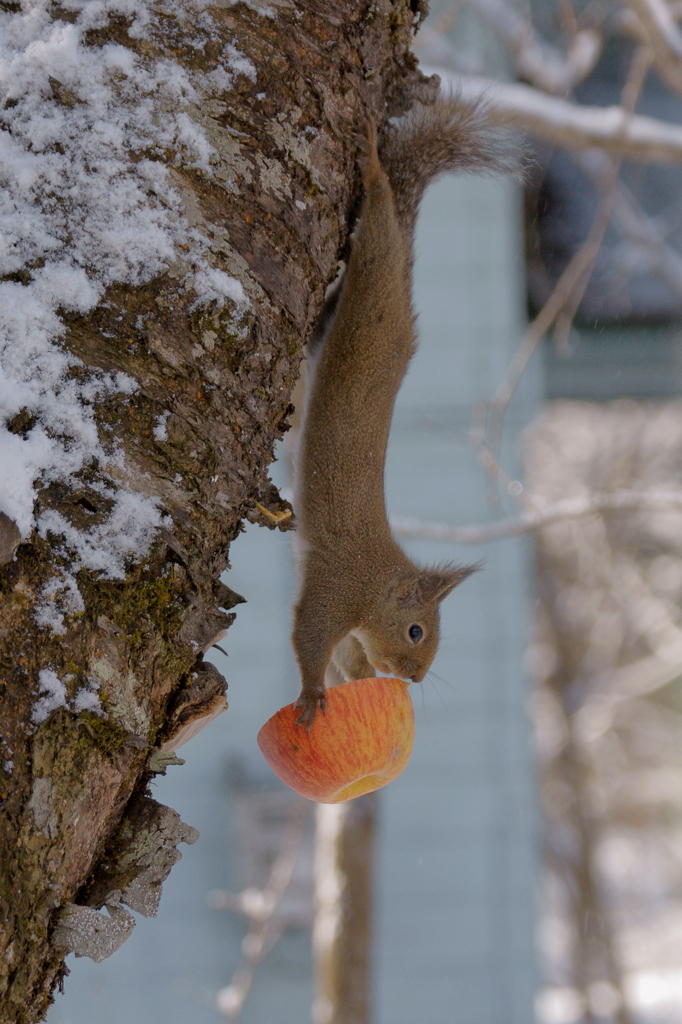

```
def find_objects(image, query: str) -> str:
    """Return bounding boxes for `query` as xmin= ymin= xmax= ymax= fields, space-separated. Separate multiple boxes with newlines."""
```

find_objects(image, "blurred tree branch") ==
xmin=391 ymin=488 xmax=682 ymax=543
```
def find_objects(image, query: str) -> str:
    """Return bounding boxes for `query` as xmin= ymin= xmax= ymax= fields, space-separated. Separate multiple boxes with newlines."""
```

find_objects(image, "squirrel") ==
xmin=292 ymin=99 xmax=513 ymax=730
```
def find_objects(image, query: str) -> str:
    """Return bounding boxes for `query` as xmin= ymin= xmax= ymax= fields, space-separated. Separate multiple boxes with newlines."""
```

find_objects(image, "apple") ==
xmin=257 ymin=677 xmax=414 ymax=803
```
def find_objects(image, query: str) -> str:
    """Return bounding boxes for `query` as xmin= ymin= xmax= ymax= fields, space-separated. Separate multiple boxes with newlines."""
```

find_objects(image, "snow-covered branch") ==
xmin=390 ymin=490 xmax=682 ymax=544
xmin=436 ymin=70 xmax=682 ymax=164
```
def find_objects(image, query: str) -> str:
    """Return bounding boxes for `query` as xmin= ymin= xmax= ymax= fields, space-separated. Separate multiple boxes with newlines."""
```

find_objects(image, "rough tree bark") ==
xmin=0 ymin=1 xmax=435 ymax=1020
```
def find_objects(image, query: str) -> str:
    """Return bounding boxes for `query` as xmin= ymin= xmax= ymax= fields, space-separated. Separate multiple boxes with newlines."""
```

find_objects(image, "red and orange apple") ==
xmin=257 ymin=677 xmax=414 ymax=803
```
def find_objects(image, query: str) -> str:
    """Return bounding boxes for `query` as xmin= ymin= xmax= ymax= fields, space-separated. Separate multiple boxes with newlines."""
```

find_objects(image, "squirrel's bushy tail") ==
xmin=380 ymin=97 xmax=518 ymax=237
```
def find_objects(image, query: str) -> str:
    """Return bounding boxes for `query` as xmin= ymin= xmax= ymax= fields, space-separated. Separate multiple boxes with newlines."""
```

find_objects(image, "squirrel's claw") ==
xmin=294 ymin=687 xmax=327 ymax=732
xmin=354 ymin=119 xmax=383 ymax=190
xmin=353 ymin=120 xmax=376 ymax=157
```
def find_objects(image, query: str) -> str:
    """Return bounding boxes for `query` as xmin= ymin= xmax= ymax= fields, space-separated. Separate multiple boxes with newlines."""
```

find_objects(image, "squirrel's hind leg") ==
xmin=354 ymin=119 xmax=388 ymax=192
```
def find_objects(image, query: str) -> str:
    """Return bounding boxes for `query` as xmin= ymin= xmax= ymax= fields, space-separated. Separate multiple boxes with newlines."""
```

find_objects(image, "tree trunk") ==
xmin=0 ymin=0 xmax=433 ymax=1019
xmin=313 ymin=796 xmax=377 ymax=1024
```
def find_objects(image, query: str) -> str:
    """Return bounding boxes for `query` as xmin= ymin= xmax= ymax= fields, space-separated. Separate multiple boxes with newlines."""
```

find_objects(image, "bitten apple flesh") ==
xmin=257 ymin=677 xmax=415 ymax=803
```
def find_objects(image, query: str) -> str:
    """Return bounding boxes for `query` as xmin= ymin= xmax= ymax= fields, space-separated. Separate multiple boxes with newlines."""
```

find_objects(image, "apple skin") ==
xmin=257 ymin=677 xmax=414 ymax=803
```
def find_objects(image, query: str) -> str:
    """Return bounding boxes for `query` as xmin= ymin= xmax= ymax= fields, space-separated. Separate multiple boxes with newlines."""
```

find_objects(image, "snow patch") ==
xmin=153 ymin=411 xmax=170 ymax=442
xmin=32 ymin=668 xmax=103 ymax=724
xmin=38 ymin=486 xmax=168 ymax=581
xmin=193 ymin=267 xmax=247 ymax=307
xmin=0 ymin=737 xmax=13 ymax=776
xmin=34 ymin=601 xmax=67 ymax=637
xmin=72 ymin=685 xmax=103 ymax=715
xmin=224 ymin=43 xmax=257 ymax=81
xmin=0 ymin=0 xmax=251 ymax=573
xmin=35 ymin=571 xmax=86 ymax=636
xmin=32 ymin=668 xmax=69 ymax=724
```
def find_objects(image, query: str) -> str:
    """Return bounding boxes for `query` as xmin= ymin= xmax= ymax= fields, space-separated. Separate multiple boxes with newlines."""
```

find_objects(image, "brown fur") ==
xmin=292 ymin=100 xmax=508 ymax=729
xmin=381 ymin=98 xmax=516 ymax=242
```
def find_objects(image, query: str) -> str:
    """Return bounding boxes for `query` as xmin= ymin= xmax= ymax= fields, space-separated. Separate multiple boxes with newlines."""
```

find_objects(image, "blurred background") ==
xmin=46 ymin=0 xmax=682 ymax=1021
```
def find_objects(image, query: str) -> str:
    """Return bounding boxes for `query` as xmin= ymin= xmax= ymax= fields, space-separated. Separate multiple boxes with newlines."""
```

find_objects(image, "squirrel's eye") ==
xmin=408 ymin=624 xmax=423 ymax=643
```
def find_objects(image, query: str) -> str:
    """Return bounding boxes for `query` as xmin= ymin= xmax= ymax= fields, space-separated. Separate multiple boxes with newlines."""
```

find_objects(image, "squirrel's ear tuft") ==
xmin=398 ymin=563 xmax=480 ymax=608
xmin=421 ymin=563 xmax=479 ymax=604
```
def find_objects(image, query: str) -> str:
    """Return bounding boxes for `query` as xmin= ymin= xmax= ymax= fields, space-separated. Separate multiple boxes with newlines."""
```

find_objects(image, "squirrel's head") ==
xmin=354 ymin=563 xmax=478 ymax=683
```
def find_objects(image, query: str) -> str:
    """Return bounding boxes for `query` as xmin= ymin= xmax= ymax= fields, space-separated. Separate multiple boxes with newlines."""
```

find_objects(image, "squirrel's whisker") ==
xmin=427 ymin=668 xmax=455 ymax=690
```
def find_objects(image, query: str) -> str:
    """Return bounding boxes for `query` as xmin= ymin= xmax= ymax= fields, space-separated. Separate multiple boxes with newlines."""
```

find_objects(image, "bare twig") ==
xmin=463 ymin=0 xmax=601 ymax=93
xmin=563 ymin=722 xmax=634 ymax=1024
xmin=621 ymin=0 xmax=682 ymax=95
xmin=390 ymin=488 xmax=682 ymax=544
xmin=572 ymin=149 xmax=682 ymax=303
xmin=501 ymin=151 xmax=620 ymax=418
xmin=482 ymin=157 xmax=620 ymax=469
xmin=213 ymin=800 xmax=310 ymax=1022
xmin=552 ymin=46 xmax=653 ymax=350
xmin=469 ymin=400 xmax=534 ymax=513
xmin=526 ymin=148 xmax=682 ymax=323
xmin=478 ymin=47 xmax=651 ymax=491
xmin=433 ymin=70 xmax=682 ymax=163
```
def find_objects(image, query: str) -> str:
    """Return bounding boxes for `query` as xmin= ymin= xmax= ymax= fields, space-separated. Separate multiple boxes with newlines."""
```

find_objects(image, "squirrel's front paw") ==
xmin=294 ymin=687 xmax=327 ymax=732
